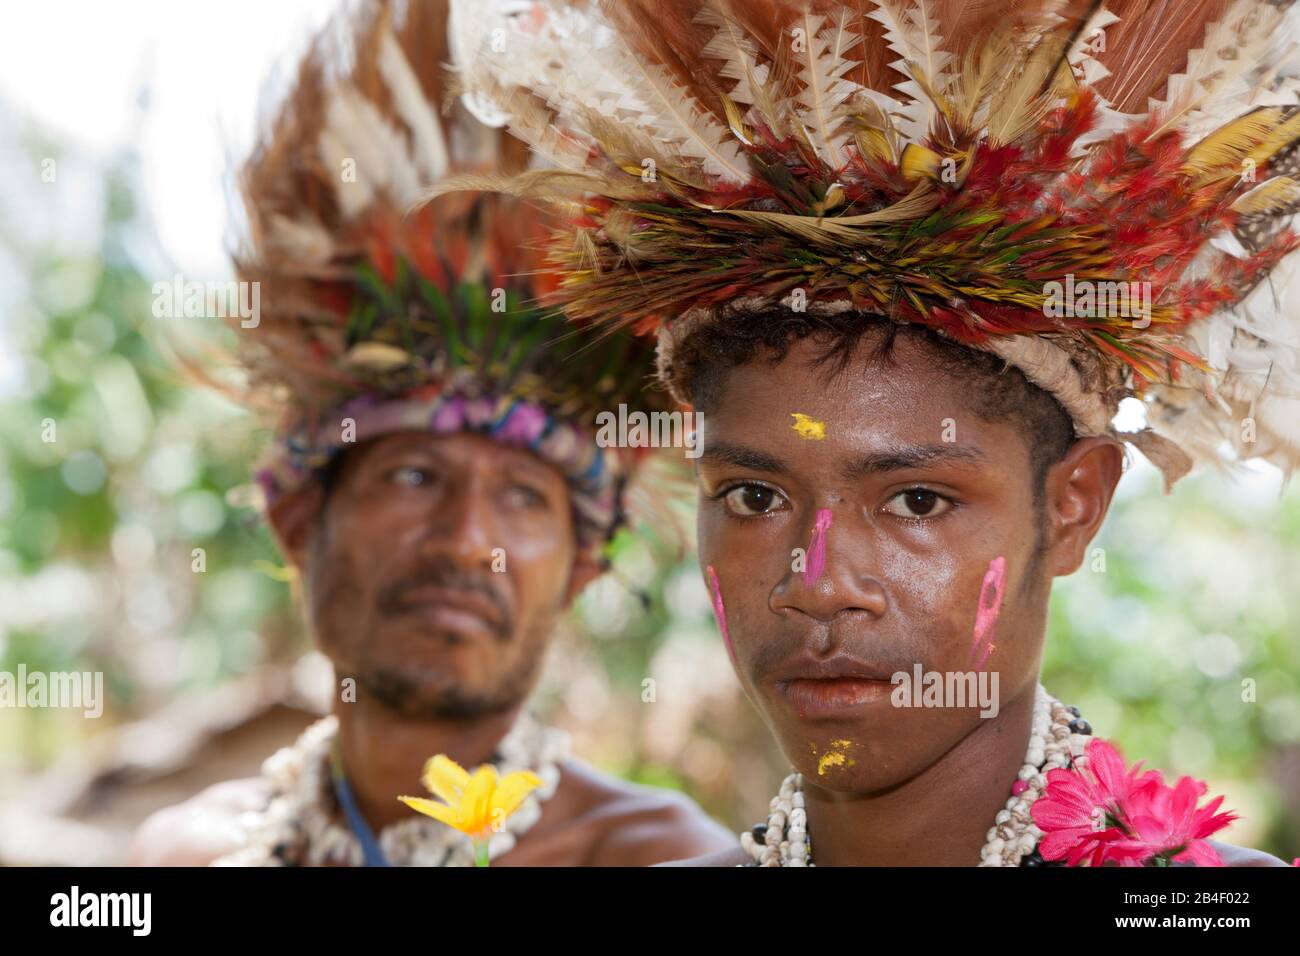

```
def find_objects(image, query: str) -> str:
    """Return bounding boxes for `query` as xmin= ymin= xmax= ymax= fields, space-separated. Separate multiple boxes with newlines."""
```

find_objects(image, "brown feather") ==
xmin=1091 ymin=0 xmax=1237 ymax=113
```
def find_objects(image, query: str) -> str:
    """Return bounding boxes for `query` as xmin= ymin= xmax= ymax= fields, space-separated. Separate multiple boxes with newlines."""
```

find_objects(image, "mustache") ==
xmin=375 ymin=555 xmax=513 ymax=639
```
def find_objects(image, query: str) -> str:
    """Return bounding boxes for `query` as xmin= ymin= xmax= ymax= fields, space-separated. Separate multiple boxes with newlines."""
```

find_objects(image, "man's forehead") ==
xmin=346 ymin=430 xmax=562 ymax=479
xmin=707 ymin=366 xmax=1001 ymax=446
xmin=697 ymin=339 xmax=1026 ymax=476
xmin=711 ymin=334 xmax=970 ymax=416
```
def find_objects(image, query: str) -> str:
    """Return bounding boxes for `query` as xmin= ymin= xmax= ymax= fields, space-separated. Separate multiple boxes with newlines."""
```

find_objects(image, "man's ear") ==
xmin=1044 ymin=437 xmax=1124 ymax=577
xmin=266 ymin=482 xmax=325 ymax=569
xmin=563 ymin=553 xmax=606 ymax=607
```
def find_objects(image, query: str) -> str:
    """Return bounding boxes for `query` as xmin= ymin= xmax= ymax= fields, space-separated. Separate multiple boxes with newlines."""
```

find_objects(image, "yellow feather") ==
xmin=417 ymin=170 xmax=650 ymax=211
xmin=900 ymin=143 xmax=942 ymax=181
xmin=854 ymin=127 xmax=895 ymax=165
xmin=846 ymin=95 xmax=900 ymax=165
xmin=1184 ymin=108 xmax=1286 ymax=177
xmin=1231 ymin=177 xmax=1300 ymax=216
xmin=985 ymin=28 xmax=1070 ymax=148
xmin=715 ymin=183 xmax=940 ymax=245
xmin=1246 ymin=110 xmax=1300 ymax=169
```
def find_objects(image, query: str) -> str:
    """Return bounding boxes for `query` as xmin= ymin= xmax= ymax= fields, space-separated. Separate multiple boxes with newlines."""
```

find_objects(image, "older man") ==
xmin=130 ymin=0 xmax=733 ymax=866
xmin=450 ymin=0 xmax=1299 ymax=867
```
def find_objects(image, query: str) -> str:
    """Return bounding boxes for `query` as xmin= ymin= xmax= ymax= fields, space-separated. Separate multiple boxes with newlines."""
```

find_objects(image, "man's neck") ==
xmin=331 ymin=688 xmax=522 ymax=833
xmin=802 ymin=684 xmax=1036 ymax=866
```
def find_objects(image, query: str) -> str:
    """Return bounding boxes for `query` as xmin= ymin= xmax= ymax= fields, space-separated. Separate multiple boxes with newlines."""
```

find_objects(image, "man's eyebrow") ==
xmin=697 ymin=441 xmax=788 ymax=473
xmin=840 ymin=444 xmax=986 ymax=479
xmin=365 ymin=441 xmax=440 ymax=465
xmin=502 ymin=455 xmax=556 ymax=482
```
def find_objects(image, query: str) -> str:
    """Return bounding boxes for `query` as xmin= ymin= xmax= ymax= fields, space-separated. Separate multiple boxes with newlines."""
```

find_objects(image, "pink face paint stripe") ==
xmin=971 ymin=555 xmax=1007 ymax=671
xmin=804 ymin=509 xmax=834 ymax=584
xmin=705 ymin=565 xmax=736 ymax=665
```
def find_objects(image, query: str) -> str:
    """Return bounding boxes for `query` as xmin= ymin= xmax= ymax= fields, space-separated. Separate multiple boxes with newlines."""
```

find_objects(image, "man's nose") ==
xmin=422 ymin=475 xmax=497 ymax=568
xmin=769 ymin=506 xmax=888 ymax=624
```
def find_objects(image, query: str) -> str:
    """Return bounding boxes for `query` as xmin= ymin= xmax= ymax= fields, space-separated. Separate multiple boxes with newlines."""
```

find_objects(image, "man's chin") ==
xmin=364 ymin=625 xmax=504 ymax=681
xmin=355 ymin=666 xmax=520 ymax=721
xmin=787 ymin=753 xmax=919 ymax=795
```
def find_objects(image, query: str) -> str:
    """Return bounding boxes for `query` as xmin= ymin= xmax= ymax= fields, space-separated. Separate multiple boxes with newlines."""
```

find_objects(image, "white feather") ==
xmin=793 ymin=8 xmax=864 ymax=167
xmin=1150 ymin=238 xmax=1300 ymax=473
xmin=452 ymin=0 xmax=749 ymax=183
xmin=320 ymin=86 xmax=422 ymax=216
xmin=1067 ymin=8 xmax=1119 ymax=84
xmin=697 ymin=4 xmax=768 ymax=108
xmin=866 ymin=0 xmax=954 ymax=143
xmin=618 ymin=58 xmax=749 ymax=183
xmin=377 ymin=29 xmax=449 ymax=182
xmin=266 ymin=214 xmax=335 ymax=264
xmin=1145 ymin=0 xmax=1291 ymax=142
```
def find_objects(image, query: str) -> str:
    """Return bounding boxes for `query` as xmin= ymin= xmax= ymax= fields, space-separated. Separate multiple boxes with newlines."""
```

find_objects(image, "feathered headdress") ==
xmin=229 ymin=0 xmax=669 ymax=554
xmin=445 ymin=0 xmax=1300 ymax=488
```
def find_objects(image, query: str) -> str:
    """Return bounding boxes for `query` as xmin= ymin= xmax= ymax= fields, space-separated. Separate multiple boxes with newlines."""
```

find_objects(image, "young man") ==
xmin=661 ymin=309 xmax=1285 ymax=867
xmin=130 ymin=0 xmax=734 ymax=866
xmin=451 ymin=0 xmax=1300 ymax=865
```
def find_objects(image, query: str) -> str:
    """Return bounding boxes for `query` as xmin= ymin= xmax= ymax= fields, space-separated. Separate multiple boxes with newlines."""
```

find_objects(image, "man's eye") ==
xmin=507 ymin=485 xmax=547 ymax=510
xmin=882 ymin=488 xmax=952 ymax=519
xmin=390 ymin=465 xmax=435 ymax=487
xmin=721 ymin=484 xmax=785 ymax=517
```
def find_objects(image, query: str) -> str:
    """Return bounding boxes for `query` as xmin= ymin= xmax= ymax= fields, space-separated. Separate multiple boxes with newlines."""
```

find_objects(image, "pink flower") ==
xmin=1122 ymin=774 xmax=1238 ymax=867
xmin=1032 ymin=738 xmax=1161 ymax=866
xmin=1031 ymin=737 xmax=1235 ymax=867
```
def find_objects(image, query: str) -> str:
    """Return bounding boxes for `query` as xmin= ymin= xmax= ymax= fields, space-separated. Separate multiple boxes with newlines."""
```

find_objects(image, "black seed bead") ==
xmin=1066 ymin=705 xmax=1081 ymax=718
xmin=1021 ymin=849 xmax=1044 ymax=867
xmin=752 ymin=823 xmax=768 ymax=844
xmin=1069 ymin=718 xmax=1092 ymax=736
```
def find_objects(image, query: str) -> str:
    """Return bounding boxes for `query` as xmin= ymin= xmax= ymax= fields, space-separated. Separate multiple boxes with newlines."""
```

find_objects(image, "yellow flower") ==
xmin=398 ymin=755 xmax=542 ymax=842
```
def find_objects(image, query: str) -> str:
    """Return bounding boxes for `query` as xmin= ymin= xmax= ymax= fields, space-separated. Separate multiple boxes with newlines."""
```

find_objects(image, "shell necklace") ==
xmin=740 ymin=683 xmax=1093 ymax=867
xmin=213 ymin=710 xmax=569 ymax=866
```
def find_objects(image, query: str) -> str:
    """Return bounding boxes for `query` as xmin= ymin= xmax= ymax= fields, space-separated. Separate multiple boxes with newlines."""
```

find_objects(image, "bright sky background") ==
xmin=0 ymin=0 xmax=332 ymax=278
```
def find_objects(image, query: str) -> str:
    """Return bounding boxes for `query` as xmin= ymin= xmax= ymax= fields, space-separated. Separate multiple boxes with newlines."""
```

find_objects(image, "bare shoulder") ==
xmin=557 ymin=758 xmax=738 ymax=866
xmin=128 ymin=777 xmax=272 ymax=867
xmin=1205 ymin=840 xmax=1289 ymax=867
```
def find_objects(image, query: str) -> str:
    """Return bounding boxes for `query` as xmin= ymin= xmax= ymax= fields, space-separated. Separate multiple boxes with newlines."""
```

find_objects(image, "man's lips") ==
xmin=390 ymin=585 xmax=505 ymax=635
xmin=768 ymin=652 xmax=900 ymax=719
xmin=776 ymin=677 xmax=894 ymax=717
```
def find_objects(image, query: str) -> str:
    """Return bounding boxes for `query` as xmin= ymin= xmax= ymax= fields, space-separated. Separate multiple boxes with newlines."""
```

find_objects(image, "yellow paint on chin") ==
xmin=817 ymin=751 xmax=856 ymax=775
xmin=791 ymin=413 xmax=827 ymax=440
xmin=814 ymin=739 xmax=858 ymax=776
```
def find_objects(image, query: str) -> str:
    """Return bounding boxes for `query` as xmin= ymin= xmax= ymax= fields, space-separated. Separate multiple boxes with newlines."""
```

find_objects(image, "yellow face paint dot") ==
xmin=791 ymin=413 xmax=827 ymax=440
xmin=817 ymin=751 xmax=846 ymax=775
